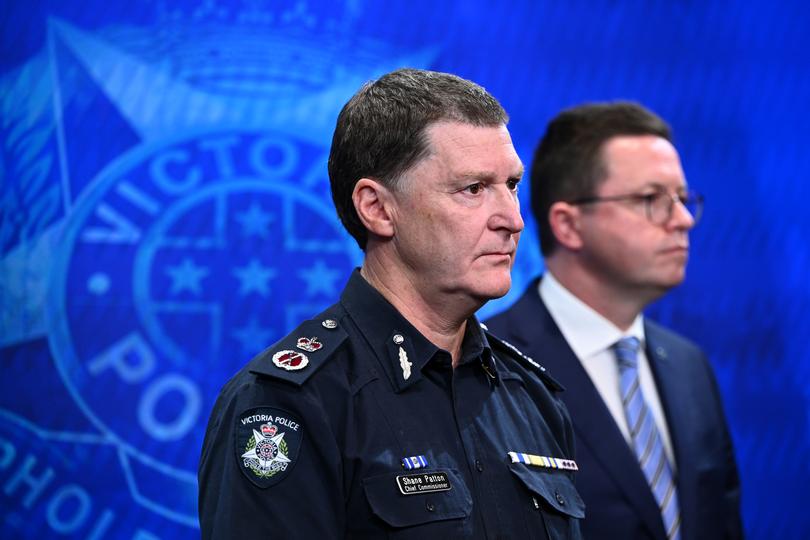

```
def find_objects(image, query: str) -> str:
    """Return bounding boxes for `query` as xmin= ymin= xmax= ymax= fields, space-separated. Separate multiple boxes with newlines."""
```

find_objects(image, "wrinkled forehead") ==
xmin=424 ymin=120 xmax=517 ymax=155
xmin=420 ymin=121 xmax=523 ymax=177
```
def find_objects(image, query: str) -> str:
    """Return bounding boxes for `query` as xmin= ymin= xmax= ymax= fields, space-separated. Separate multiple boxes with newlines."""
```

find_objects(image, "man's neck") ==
xmin=546 ymin=257 xmax=653 ymax=332
xmin=361 ymin=252 xmax=474 ymax=367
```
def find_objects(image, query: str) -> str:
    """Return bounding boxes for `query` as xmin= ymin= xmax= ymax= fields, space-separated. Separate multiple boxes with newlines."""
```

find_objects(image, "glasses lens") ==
xmin=681 ymin=193 xmax=704 ymax=224
xmin=649 ymin=192 xmax=672 ymax=224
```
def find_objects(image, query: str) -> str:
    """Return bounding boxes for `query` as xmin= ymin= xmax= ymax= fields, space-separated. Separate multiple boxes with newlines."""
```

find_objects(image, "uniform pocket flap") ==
xmin=509 ymin=464 xmax=585 ymax=518
xmin=362 ymin=468 xmax=472 ymax=528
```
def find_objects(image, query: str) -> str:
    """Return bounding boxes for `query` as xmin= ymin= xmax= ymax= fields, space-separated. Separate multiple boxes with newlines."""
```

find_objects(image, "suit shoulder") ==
xmin=485 ymin=328 xmax=564 ymax=392
xmin=246 ymin=308 xmax=349 ymax=387
xmin=645 ymin=319 xmax=704 ymax=357
xmin=482 ymin=306 xmax=511 ymax=329
xmin=483 ymin=278 xmax=541 ymax=332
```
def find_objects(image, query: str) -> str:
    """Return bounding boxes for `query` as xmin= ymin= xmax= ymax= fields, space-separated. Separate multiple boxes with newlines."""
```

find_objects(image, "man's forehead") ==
xmin=602 ymin=134 xmax=678 ymax=159
xmin=594 ymin=135 xmax=685 ymax=193
xmin=423 ymin=121 xmax=522 ymax=172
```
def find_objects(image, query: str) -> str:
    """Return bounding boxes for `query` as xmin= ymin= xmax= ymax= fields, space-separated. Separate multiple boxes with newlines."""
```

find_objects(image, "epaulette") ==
xmin=484 ymin=328 xmax=565 ymax=392
xmin=249 ymin=314 xmax=348 ymax=386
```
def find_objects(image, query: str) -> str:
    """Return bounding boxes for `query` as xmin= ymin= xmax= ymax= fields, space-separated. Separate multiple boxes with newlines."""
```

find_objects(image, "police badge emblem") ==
xmin=296 ymin=336 xmax=323 ymax=352
xmin=236 ymin=407 xmax=303 ymax=488
xmin=272 ymin=349 xmax=310 ymax=370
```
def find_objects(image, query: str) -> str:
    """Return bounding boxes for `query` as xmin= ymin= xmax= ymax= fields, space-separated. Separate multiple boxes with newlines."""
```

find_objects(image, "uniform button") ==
xmin=555 ymin=491 xmax=565 ymax=505
xmin=475 ymin=459 xmax=484 ymax=472
xmin=426 ymin=501 xmax=435 ymax=512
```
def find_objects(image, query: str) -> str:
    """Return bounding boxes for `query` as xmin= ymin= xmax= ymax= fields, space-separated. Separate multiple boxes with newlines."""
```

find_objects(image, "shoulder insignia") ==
xmin=485 ymin=331 xmax=565 ymax=392
xmin=235 ymin=406 xmax=303 ymax=488
xmin=249 ymin=315 xmax=348 ymax=386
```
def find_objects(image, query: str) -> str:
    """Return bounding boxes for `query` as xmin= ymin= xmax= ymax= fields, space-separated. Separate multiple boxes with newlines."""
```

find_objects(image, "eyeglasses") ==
xmin=568 ymin=189 xmax=704 ymax=225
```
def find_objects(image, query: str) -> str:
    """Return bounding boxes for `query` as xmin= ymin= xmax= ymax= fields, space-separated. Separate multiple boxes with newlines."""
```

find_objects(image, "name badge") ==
xmin=396 ymin=471 xmax=452 ymax=495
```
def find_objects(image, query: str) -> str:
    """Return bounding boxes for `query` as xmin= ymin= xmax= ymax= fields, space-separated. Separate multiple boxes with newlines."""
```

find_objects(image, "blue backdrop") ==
xmin=1 ymin=1 xmax=808 ymax=538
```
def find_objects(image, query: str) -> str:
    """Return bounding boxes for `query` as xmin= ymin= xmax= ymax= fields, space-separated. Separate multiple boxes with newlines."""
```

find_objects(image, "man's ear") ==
xmin=352 ymin=178 xmax=396 ymax=239
xmin=548 ymin=201 xmax=584 ymax=250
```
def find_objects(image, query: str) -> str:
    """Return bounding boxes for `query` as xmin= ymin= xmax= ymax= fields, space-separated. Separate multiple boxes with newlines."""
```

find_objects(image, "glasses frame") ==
xmin=567 ymin=189 xmax=704 ymax=225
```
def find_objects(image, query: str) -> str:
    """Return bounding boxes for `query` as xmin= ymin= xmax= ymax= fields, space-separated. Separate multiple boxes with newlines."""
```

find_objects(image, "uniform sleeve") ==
xmin=198 ymin=379 xmax=345 ymax=539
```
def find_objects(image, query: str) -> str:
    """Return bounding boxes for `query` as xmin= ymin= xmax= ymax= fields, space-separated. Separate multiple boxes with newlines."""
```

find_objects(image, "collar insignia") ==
xmin=398 ymin=346 xmax=412 ymax=380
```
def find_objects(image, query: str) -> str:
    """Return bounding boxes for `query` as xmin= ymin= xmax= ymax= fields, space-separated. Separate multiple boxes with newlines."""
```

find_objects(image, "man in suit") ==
xmin=486 ymin=102 xmax=743 ymax=539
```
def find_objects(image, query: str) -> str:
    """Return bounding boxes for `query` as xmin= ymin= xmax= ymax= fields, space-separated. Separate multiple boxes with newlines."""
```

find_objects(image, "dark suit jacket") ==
xmin=485 ymin=278 xmax=743 ymax=540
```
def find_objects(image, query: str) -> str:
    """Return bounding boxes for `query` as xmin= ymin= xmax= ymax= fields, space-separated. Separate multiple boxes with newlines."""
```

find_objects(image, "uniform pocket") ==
xmin=508 ymin=463 xmax=585 ymax=518
xmin=509 ymin=463 xmax=585 ymax=539
xmin=362 ymin=468 xmax=472 ymax=528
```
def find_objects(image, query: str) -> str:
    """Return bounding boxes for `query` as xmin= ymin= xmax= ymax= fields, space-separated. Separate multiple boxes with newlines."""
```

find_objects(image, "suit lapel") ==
xmin=645 ymin=322 xmax=698 ymax=540
xmin=498 ymin=283 xmax=667 ymax=539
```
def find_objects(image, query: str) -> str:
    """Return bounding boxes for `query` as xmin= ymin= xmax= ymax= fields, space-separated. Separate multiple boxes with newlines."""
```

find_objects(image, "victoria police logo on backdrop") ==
xmin=0 ymin=2 xmax=435 ymax=537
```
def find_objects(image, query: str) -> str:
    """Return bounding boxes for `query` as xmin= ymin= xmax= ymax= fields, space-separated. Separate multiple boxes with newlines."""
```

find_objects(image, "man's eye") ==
xmin=644 ymin=192 xmax=665 ymax=203
xmin=506 ymin=179 xmax=520 ymax=192
xmin=464 ymin=183 xmax=484 ymax=195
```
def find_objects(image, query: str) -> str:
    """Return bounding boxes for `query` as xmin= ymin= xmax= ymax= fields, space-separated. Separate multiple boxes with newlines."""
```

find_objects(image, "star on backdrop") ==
xmin=166 ymin=257 xmax=209 ymax=295
xmin=231 ymin=316 xmax=274 ymax=356
xmin=232 ymin=258 xmax=277 ymax=297
xmin=298 ymin=259 xmax=342 ymax=297
xmin=235 ymin=202 xmax=274 ymax=238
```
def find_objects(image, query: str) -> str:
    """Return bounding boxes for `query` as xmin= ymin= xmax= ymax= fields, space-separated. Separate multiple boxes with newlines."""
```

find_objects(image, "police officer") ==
xmin=198 ymin=68 xmax=584 ymax=539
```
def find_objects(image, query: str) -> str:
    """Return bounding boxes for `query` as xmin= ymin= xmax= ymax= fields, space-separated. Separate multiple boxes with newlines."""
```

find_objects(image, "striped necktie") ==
xmin=614 ymin=337 xmax=682 ymax=540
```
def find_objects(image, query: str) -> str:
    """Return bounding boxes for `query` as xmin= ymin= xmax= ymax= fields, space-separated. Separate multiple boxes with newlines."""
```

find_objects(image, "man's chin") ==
xmin=664 ymin=268 xmax=687 ymax=287
xmin=475 ymin=277 xmax=512 ymax=301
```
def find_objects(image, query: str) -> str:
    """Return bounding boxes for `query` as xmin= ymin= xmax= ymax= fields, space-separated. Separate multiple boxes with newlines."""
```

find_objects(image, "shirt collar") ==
xmin=539 ymin=271 xmax=645 ymax=359
xmin=340 ymin=269 xmax=495 ymax=391
xmin=340 ymin=269 xmax=438 ymax=391
xmin=460 ymin=316 xmax=495 ymax=370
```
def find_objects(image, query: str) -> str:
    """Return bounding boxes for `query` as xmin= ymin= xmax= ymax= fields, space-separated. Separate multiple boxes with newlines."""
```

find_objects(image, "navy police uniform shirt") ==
xmin=199 ymin=270 xmax=584 ymax=539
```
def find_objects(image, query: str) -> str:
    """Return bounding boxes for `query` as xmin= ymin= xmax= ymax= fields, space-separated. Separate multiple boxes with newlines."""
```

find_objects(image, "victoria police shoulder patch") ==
xmin=249 ymin=314 xmax=347 ymax=386
xmin=235 ymin=407 xmax=303 ymax=488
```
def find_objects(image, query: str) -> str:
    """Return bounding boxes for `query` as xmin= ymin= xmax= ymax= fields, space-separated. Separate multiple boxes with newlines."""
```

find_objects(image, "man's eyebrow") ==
xmin=455 ymin=168 xmax=525 ymax=181
xmin=642 ymin=181 xmax=688 ymax=192
xmin=456 ymin=171 xmax=494 ymax=180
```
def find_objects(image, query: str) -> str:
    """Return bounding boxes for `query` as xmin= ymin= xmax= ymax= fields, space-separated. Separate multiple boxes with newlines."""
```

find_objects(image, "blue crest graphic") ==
xmin=1 ymin=3 xmax=432 ymax=535
xmin=47 ymin=129 xmax=361 ymax=524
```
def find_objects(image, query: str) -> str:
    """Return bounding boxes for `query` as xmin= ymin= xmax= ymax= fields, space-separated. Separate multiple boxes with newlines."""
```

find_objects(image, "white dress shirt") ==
xmin=539 ymin=272 xmax=677 ymax=469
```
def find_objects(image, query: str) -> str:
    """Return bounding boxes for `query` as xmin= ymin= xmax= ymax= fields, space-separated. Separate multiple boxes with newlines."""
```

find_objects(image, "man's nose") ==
xmin=490 ymin=186 xmax=525 ymax=234
xmin=668 ymin=196 xmax=695 ymax=231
